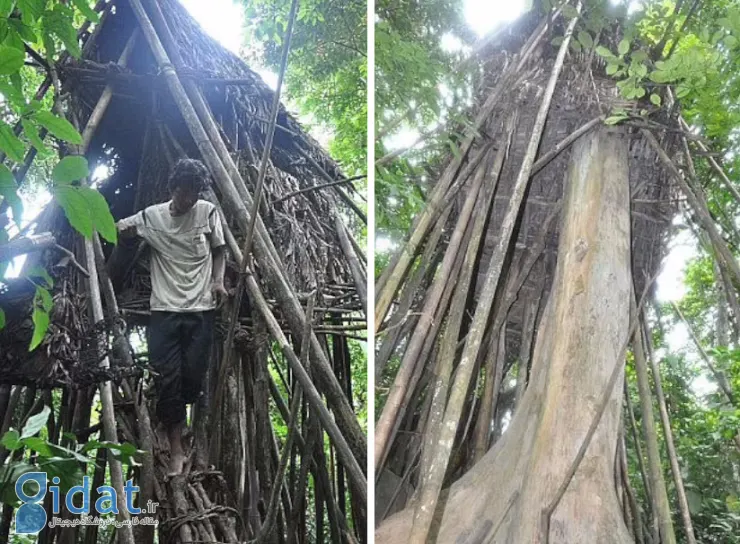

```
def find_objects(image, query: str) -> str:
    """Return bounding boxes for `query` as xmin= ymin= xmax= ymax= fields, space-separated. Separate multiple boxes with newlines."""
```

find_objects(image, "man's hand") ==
xmin=211 ymin=281 xmax=228 ymax=308
xmin=116 ymin=222 xmax=138 ymax=239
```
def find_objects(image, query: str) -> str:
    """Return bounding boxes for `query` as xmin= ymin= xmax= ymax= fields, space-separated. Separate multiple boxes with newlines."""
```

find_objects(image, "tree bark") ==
xmin=378 ymin=128 xmax=634 ymax=544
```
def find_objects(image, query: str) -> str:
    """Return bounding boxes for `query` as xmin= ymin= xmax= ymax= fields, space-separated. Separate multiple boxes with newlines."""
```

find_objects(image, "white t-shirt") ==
xmin=117 ymin=200 xmax=226 ymax=312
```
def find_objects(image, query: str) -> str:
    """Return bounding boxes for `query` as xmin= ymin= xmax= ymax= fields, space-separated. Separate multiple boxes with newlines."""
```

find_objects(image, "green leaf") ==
xmin=570 ymin=39 xmax=582 ymax=52
xmin=21 ymin=405 xmax=50 ymax=438
xmin=34 ymin=112 xmax=82 ymax=144
xmin=650 ymin=93 xmax=662 ymax=106
xmin=71 ymin=0 xmax=99 ymax=22
xmin=618 ymin=39 xmax=630 ymax=56
xmin=0 ymin=124 xmax=25 ymax=163
xmin=0 ymin=45 xmax=23 ymax=74
xmin=29 ymin=307 xmax=49 ymax=351
xmin=562 ymin=4 xmax=579 ymax=19
xmin=631 ymin=50 xmax=648 ymax=63
xmin=596 ymin=46 xmax=614 ymax=58
xmin=0 ymin=430 xmax=21 ymax=450
xmin=687 ymin=489 xmax=703 ymax=515
xmin=605 ymin=115 xmax=628 ymax=126
xmin=22 ymin=436 xmax=55 ymax=457
xmin=8 ymin=19 xmax=37 ymax=43
xmin=0 ymin=308 xmax=5 ymax=330
xmin=577 ymin=31 xmax=593 ymax=49
xmin=35 ymin=287 xmax=53 ymax=313
xmin=0 ymin=163 xmax=22 ymax=224
xmin=21 ymin=119 xmax=50 ymax=156
xmin=17 ymin=0 xmax=43 ymax=23
xmin=86 ymin=188 xmax=117 ymax=244
xmin=52 ymin=156 xmax=88 ymax=183
xmin=54 ymin=185 xmax=92 ymax=238
xmin=54 ymin=184 xmax=115 ymax=243
xmin=0 ymin=0 xmax=14 ymax=18
xmin=606 ymin=63 xmax=620 ymax=75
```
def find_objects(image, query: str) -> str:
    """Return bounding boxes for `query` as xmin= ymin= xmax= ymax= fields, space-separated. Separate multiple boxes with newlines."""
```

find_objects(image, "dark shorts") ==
xmin=147 ymin=311 xmax=215 ymax=427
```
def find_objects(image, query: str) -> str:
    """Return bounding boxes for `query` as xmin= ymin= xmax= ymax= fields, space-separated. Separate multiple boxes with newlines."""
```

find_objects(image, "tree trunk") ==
xmin=377 ymin=128 xmax=634 ymax=543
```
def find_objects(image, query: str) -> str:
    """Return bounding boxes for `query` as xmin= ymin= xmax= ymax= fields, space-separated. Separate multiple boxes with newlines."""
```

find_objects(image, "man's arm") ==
xmin=208 ymin=207 xmax=228 ymax=305
xmin=116 ymin=212 xmax=143 ymax=239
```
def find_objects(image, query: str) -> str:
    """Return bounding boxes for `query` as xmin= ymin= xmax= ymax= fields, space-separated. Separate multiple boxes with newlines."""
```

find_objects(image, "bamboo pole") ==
xmin=406 ymin=9 xmax=580 ymax=542
xmin=375 ymin=142 xmax=491 ymax=469
xmin=129 ymin=0 xmax=366 ymax=463
xmin=53 ymin=32 xmax=137 ymax=541
xmin=255 ymin=294 xmax=313 ymax=544
xmin=335 ymin=214 xmax=368 ymax=313
xmin=641 ymin=315 xmax=697 ymax=544
xmin=643 ymin=129 xmax=740 ymax=287
xmin=672 ymin=302 xmax=736 ymax=405
xmin=211 ymin=0 xmax=298 ymax=463
xmin=375 ymin=206 xmax=449 ymax=379
xmin=472 ymin=325 xmax=506 ymax=463
xmin=631 ymin=295 xmax=676 ymax=544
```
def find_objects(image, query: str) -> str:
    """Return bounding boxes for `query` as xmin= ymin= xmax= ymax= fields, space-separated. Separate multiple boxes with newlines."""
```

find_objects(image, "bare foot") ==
xmin=168 ymin=451 xmax=185 ymax=476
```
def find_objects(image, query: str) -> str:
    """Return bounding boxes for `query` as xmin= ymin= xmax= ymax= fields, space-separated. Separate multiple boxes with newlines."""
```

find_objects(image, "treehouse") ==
xmin=375 ymin=8 xmax=727 ymax=544
xmin=0 ymin=0 xmax=367 ymax=542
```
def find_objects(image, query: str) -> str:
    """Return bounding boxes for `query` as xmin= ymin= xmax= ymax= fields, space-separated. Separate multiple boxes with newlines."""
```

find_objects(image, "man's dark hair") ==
xmin=168 ymin=159 xmax=210 ymax=194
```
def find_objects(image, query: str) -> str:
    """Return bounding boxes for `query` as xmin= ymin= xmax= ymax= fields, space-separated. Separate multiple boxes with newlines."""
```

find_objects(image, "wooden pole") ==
xmin=631 ymin=294 xmax=676 ymax=544
xmin=641 ymin=315 xmax=697 ymax=544
xmin=129 ymin=0 xmax=366 ymax=464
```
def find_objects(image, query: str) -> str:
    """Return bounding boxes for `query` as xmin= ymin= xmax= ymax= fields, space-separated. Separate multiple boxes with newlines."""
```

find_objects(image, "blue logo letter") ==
xmin=95 ymin=486 xmax=118 ymax=515
xmin=15 ymin=472 xmax=47 ymax=534
xmin=66 ymin=476 xmax=91 ymax=515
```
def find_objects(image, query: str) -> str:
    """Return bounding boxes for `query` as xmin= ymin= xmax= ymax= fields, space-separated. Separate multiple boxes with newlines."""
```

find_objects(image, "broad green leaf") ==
xmin=34 ymin=112 xmax=82 ymax=145
xmin=0 ymin=45 xmax=23 ymax=74
xmin=0 ymin=173 xmax=22 ymax=226
xmin=86 ymin=188 xmax=117 ymax=244
xmin=21 ymin=405 xmax=50 ymax=438
xmin=0 ymin=430 xmax=20 ymax=450
xmin=54 ymin=185 xmax=93 ymax=238
xmin=0 ymin=307 xmax=4 ymax=330
xmin=8 ymin=19 xmax=37 ymax=43
xmin=21 ymin=119 xmax=50 ymax=156
xmin=17 ymin=0 xmax=43 ymax=23
xmin=0 ymin=123 xmax=25 ymax=162
xmin=631 ymin=50 xmax=648 ymax=63
xmin=52 ymin=156 xmax=89 ymax=183
xmin=577 ymin=31 xmax=593 ymax=49
xmin=618 ymin=39 xmax=630 ymax=56
xmin=650 ymin=93 xmax=661 ymax=106
xmin=605 ymin=115 xmax=628 ymax=126
xmin=71 ymin=0 xmax=100 ymax=22
xmin=35 ymin=286 xmax=53 ymax=313
xmin=562 ymin=4 xmax=579 ymax=19
xmin=686 ymin=489 xmax=703 ymax=515
xmin=49 ymin=443 xmax=92 ymax=464
xmin=570 ymin=39 xmax=582 ymax=52
xmin=29 ymin=307 xmax=49 ymax=351
xmin=53 ymin=184 xmax=116 ymax=243
xmin=596 ymin=46 xmax=614 ymax=58
xmin=606 ymin=63 xmax=619 ymax=75
xmin=22 ymin=436 xmax=55 ymax=457
xmin=0 ymin=0 xmax=14 ymax=18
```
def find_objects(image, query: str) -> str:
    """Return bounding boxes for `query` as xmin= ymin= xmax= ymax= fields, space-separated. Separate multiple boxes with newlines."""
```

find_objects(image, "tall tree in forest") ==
xmin=375 ymin=0 xmax=740 ymax=542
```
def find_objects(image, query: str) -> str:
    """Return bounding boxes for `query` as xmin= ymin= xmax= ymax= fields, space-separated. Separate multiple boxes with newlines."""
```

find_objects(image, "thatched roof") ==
xmin=0 ymin=0 xmax=364 ymax=387
xmin=455 ymin=13 xmax=676 ymax=378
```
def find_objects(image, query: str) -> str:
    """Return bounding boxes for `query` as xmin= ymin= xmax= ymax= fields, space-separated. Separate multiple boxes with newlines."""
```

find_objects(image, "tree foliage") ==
xmin=242 ymin=0 xmax=367 ymax=177
xmin=0 ymin=0 xmax=116 ymax=349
